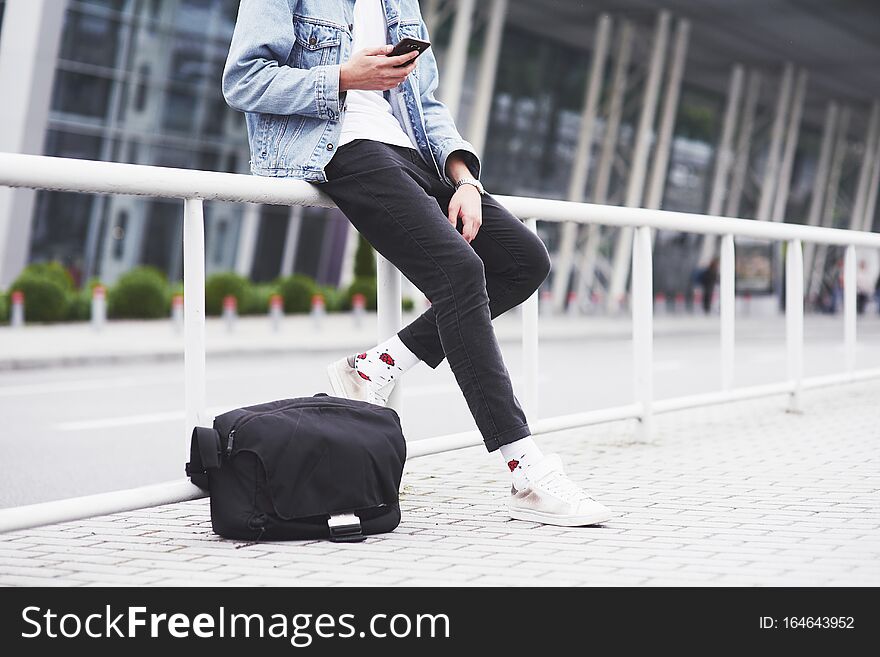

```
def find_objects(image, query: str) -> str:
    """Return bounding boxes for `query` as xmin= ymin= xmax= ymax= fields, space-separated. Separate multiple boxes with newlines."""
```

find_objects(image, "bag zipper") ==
xmin=224 ymin=398 xmax=390 ymax=456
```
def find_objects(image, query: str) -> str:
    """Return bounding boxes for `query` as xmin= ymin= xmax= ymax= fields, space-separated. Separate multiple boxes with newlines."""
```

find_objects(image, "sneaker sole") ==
xmin=509 ymin=506 xmax=613 ymax=527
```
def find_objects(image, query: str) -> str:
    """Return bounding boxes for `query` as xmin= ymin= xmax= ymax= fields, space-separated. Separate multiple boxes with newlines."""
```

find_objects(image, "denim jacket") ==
xmin=222 ymin=0 xmax=481 ymax=186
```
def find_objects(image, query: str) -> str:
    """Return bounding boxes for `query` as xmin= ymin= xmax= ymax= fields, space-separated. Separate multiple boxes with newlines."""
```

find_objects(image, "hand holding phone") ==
xmin=340 ymin=41 xmax=429 ymax=92
xmin=387 ymin=37 xmax=431 ymax=67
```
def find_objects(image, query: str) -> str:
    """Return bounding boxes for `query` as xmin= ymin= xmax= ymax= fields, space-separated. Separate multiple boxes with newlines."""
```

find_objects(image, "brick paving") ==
xmin=1 ymin=379 xmax=878 ymax=586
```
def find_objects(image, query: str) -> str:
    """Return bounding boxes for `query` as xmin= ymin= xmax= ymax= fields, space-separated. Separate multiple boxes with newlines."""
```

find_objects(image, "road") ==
xmin=2 ymin=315 xmax=879 ymax=508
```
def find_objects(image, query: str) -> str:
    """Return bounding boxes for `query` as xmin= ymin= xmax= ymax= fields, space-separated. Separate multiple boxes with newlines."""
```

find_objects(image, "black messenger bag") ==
xmin=185 ymin=393 xmax=406 ymax=543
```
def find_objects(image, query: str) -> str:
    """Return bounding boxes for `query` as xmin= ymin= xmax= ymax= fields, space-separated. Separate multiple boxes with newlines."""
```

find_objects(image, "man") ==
xmin=222 ymin=0 xmax=612 ymax=527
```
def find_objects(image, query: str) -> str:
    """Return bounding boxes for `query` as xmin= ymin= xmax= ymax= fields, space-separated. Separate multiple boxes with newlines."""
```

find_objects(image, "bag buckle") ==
xmin=328 ymin=513 xmax=364 ymax=543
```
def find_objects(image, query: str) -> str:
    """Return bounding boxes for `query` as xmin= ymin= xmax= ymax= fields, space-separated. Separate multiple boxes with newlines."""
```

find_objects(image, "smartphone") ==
xmin=387 ymin=37 xmax=431 ymax=67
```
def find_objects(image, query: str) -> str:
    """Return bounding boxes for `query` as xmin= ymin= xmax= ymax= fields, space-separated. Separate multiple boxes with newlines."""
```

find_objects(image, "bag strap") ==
xmin=185 ymin=426 xmax=222 ymax=490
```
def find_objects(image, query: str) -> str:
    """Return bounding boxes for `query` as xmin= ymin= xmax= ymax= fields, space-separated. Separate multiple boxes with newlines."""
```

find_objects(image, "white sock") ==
xmin=499 ymin=437 xmax=544 ymax=486
xmin=354 ymin=334 xmax=420 ymax=388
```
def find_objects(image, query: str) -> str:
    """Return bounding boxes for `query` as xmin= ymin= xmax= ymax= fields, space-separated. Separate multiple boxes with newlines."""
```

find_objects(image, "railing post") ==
xmin=183 ymin=198 xmax=207 ymax=457
xmin=522 ymin=218 xmax=540 ymax=422
xmin=720 ymin=234 xmax=736 ymax=390
xmin=843 ymin=244 xmax=857 ymax=373
xmin=785 ymin=239 xmax=804 ymax=412
xmin=376 ymin=252 xmax=403 ymax=410
xmin=632 ymin=225 xmax=654 ymax=440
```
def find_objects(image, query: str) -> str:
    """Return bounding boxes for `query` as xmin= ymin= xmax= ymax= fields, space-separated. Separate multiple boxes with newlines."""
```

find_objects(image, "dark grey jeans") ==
xmin=317 ymin=139 xmax=551 ymax=451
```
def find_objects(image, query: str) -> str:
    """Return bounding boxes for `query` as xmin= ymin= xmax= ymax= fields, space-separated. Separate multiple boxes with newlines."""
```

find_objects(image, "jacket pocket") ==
xmin=293 ymin=17 xmax=343 ymax=68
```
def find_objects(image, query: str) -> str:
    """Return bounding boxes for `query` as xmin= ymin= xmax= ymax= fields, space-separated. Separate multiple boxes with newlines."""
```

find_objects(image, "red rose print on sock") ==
xmin=379 ymin=352 xmax=395 ymax=366
xmin=357 ymin=371 xmax=371 ymax=381
xmin=357 ymin=353 xmax=367 ymax=359
xmin=507 ymin=459 xmax=520 ymax=472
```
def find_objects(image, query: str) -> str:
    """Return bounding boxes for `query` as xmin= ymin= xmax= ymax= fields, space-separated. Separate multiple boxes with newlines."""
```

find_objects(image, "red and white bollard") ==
xmin=269 ymin=293 xmax=283 ymax=332
xmin=311 ymin=293 xmax=325 ymax=329
xmin=351 ymin=292 xmax=366 ymax=329
xmin=10 ymin=290 xmax=24 ymax=327
xmin=566 ymin=291 xmax=579 ymax=316
xmin=171 ymin=293 xmax=184 ymax=333
xmin=674 ymin=292 xmax=686 ymax=314
xmin=223 ymin=295 xmax=237 ymax=332
xmin=91 ymin=284 xmax=107 ymax=331
xmin=655 ymin=293 xmax=667 ymax=315
xmin=539 ymin=289 xmax=552 ymax=316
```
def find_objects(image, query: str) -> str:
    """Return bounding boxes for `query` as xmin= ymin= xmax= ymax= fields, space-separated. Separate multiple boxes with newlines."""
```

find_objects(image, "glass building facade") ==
xmin=0 ymin=0 xmax=843 ymax=296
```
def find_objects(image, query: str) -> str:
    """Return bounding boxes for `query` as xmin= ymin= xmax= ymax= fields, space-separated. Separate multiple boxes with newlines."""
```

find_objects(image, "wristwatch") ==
xmin=454 ymin=176 xmax=485 ymax=195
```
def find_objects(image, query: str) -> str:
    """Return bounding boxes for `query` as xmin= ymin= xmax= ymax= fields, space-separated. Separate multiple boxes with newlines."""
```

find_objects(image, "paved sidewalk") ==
xmin=2 ymin=311 xmax=878 ymax=370
xmin=1 ymin=379 xmax=878 ymax=586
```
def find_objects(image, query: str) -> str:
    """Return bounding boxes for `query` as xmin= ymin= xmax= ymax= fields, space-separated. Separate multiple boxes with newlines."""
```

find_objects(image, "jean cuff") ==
xmin=397 ymin=326 xmax=445 ymax=369
xmin=482 ymin=423 xmax=532 ymax=453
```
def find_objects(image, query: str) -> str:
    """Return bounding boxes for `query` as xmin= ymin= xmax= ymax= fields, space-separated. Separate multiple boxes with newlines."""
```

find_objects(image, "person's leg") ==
xmin=397 ymin=191 xmax=551 ymax=368
xmin=319 ymin=140 xmax=530 ymax=451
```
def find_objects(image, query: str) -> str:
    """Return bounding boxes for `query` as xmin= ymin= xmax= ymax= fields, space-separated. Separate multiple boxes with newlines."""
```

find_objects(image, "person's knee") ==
xmin=523 ymin=238 xmax=551 ymax=291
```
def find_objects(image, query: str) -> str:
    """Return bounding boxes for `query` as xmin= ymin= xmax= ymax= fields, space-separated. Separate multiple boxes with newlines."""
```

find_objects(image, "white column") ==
xmin=755 ymin=63 xmax=794 ymax=221
xmin=235 ymin=202 xmax=261 ymax=277
xmin=725 ymin=70 xmax=762 ymax=218
xmin=771 ymin=69 xmax=808 ymax=222
xmin=422 ymin=0 xmax=443 ymax=36
xmin=0 ymin=0 xmax=68 ymax=287
xmin=338 ymin=221 xmax=362 ymax=289
xmin=440 ymin=0 xmax=475 ymax=122
xmin=573 ymin=20 xmax=634 ymax=304
xmin=699 ymin=65 xmax=744 ymax=265
xmin=550 ymin=13 xmax=611 ymax=313
xmin=808 ymin=107 xmax=850 ymax=301
xmin=802 ymin=102 xmax=838 ymax=289
xmin=522 ymin=218 xmax=540 ymax=422
xmin=632 ymin=226 xmax=654 ymax=441
xmin=645 ymin=18 xmax=691 ymax=211
xmin=376 ymin=254 xmax=403 ymax=411
xmin=606 ymin=11 xmax=671 ymax=312
xmin=467 ymin=0 xmax=507 ymax=156
xmin=183 ymin=199 xmax=208 ymax=453
xmin=843 ymin=244 xmax=857 ymax=373
xmin=279 ymin=205 xmax=303 ymax=278
xmin=785 ymin=239 xmax=804 ymax=413
xmin=720 ymin=235 xmax=735 ymax=390
xmin=849 ymin=101 xmax=880 ymax=231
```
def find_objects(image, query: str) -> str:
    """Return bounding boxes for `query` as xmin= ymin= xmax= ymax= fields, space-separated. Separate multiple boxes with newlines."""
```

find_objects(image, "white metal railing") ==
xmin=1 ymin=152 xmax=879 ymax=533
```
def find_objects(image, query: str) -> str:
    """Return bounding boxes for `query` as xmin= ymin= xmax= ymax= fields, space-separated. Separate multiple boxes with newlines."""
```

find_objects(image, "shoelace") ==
xmin=538 ymin=469 xmax=595 ymax=503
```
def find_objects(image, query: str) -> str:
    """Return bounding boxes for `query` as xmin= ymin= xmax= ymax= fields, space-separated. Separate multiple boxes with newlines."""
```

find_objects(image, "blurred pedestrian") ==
xmin=856 ymin=259 xmax=872 ymax=314
xmin=698 ymin=257 xmax=719 ymax=315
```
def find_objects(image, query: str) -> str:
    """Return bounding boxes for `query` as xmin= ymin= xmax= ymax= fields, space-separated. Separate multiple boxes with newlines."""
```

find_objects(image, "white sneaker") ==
xmin=508 ymin=454 xmax=612 ymax=527
xmin=326 ymin=355 xmax=392 ymax=407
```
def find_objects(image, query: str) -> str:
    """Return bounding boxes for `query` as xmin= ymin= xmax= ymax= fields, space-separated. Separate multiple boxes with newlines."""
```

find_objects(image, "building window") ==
xmin=52 ymin=70 xmax=113 ymax=119
xmin=59 ymin=10 xmax=122 ymax=68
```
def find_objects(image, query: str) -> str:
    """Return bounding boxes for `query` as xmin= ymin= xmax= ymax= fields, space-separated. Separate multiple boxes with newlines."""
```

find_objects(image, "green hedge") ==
xmin=278 ymin=274 xmax=319 ymax=314
xmin=2 ymin=262 xmax=397 ymax=323
xmin=6 ymin=272 xmax=70 ymax=323
xmin=108 ymin=267 xmax=169 ymax=319
xmin=345 ymin=277 xmax=377 ymax=311
xmin=205 ymin=272 xmax=250 ymax=316
xmin=242 ymin=283 xmax=279 ymax=315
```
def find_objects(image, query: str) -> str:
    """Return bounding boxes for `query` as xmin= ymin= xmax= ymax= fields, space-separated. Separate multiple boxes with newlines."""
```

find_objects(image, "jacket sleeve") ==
xmin=416 ymin=17 xmax=482 ymax=187
xmin=221 ymin=0 xmax=344 ymax=120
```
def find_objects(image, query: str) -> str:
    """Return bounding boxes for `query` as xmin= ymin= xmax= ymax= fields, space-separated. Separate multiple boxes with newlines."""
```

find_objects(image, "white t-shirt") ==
xmin=338 ymin=0 xmax=418 ymax=150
